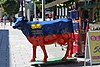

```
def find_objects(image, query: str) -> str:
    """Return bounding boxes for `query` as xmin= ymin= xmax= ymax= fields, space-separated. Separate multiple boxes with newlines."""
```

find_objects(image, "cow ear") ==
xmin=24 ymin=18 xmax=28 ymax=22
xmin=22 ymin=16 xmax=25 ymax=21
xmin=21 ymin=16 xmax=27 ymax=22
xmin=23 ymin=17 xmax=28 ymax=22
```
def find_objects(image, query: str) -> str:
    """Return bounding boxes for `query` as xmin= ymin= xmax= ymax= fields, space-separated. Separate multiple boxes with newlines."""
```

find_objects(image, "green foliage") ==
xmin=64 ymin=0 xmax=79 ymax=7
xmin=0 ymin=0 xmax=7 ymax=5
xmin=75 ymin=0 xmax=79 ymax=3
xmin=2 ymin=0 xmax=20 ymax=15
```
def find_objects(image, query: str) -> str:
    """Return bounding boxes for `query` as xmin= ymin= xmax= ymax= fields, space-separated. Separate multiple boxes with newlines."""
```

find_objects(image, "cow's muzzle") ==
xmin=13 ymin=26 xmax=21 ymax=30
xmin=13 ymin=26 xmax=17 ymax=29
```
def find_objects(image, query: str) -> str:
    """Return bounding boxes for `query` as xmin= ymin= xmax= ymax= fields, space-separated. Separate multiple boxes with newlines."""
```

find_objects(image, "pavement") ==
xmin=0 ymin=23 xmax=100 ymax=67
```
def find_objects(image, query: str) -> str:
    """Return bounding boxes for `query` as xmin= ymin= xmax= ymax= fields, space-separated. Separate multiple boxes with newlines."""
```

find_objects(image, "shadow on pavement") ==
xmin=0 ymin=30 xmax=10 ymax=67
xmin=31 ymin=60 xmax=85 ymax=67
xmin=31 ymin=58 xmax=100 ymax=67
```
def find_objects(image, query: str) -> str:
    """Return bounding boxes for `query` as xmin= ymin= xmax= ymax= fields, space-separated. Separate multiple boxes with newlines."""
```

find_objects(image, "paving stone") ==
xmin=9 ymin=60 xmax=16 ymax=65
xmin=15 ymin=64 xmax=31 ymax=67
xmin=9 ymin=64 xmax=15 ymax=67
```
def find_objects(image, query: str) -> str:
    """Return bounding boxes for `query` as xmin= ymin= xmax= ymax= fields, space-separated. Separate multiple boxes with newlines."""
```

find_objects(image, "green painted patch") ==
xmin=31 ymin=57 xmax=76 ymax=65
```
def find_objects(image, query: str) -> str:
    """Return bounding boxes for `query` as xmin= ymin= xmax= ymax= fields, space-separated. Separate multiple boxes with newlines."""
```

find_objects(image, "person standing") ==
xmin=0 ymin=17 xmax=3 ymax=26
xmin=3 ymin=15 xmax=7 ymax=25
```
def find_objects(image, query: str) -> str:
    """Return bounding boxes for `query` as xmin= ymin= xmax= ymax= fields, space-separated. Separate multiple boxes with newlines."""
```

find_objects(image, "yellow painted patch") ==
xmin=31 ymin=24 xmax=42 ymax=29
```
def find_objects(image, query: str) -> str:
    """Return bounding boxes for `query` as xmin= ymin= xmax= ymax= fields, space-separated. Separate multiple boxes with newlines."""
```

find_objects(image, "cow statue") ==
xmin=12 ymin=17 xmax=74 ymax=62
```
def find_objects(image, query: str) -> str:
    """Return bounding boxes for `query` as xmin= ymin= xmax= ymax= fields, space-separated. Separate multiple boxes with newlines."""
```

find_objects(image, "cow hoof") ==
xmin=67 ymin=55 xmax=72 ymax=58
xmin=30 ymin=58 xmax=35 ymax=62
xmin=61 ymin=57 xmax=66 ymax=61
xmin=42 ymin=59 xmax=47 ymax=62
xmin=42 ymin=56 xmax=48 ymax=62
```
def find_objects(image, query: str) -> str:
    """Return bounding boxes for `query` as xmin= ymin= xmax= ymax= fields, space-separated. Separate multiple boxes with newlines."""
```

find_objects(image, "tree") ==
xmin=1 ymin=0 xmax=20 ymax=25
xmin=0 ymin=0 xmax=7 ymax=5
xmin=0 ymin=0 xmax=7 ymax=17
xmin=2 ymin=0 xmax=20 ymax=16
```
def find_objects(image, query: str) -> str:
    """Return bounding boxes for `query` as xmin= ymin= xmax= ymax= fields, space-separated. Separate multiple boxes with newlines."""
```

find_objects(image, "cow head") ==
xmin=12 ymin=17 xmax=28 ymax=29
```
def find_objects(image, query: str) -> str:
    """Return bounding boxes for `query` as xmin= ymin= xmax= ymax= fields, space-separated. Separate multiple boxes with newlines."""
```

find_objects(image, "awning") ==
xmin=45 ymin=0 xmax=69 ymax=9
xmin=94 ymin=2 xmax=100 ymax=5
xmin=80 ymin=2 xmax=100 ymax=9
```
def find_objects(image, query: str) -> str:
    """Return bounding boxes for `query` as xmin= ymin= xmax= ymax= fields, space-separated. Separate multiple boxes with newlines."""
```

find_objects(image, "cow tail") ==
xmin=71 ymin=19 xmax=75 ymax=42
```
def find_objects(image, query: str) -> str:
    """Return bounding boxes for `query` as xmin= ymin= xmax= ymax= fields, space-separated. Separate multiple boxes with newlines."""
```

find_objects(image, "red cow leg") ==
xmin=40 ymin=45 xmax=48 ymax=62
xmin=67 ymin=40 xmax=73 ymax=58
xmin=62 ymin=40 xmax=73 ymax=60
xmin=31 ymin=46 xmax=37 ymax=62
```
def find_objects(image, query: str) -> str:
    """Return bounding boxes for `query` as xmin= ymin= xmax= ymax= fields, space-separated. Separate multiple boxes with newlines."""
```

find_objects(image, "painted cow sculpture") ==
xmin=12 ymin=17 xmax=74 ymax=62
